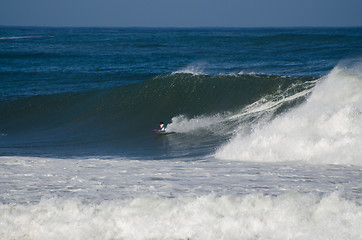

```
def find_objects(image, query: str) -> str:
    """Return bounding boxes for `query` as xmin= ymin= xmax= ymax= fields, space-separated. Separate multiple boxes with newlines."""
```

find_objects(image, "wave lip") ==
xmin=172 ymin=62 xmax=207 ymax=75
xmin=216 ymin=63 xmax=362 ymax=165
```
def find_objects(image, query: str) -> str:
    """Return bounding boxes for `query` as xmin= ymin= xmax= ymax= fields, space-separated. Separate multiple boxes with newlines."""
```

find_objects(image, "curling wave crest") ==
xmin=216 ymin=64 xmax=362 ymax=165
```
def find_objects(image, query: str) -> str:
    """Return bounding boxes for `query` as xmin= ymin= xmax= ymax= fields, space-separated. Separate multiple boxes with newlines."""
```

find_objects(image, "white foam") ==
xmin=216 ymin=64 xmax=362 ymax=165
xmin=1 ymin=193 xmax=361 ymax=240
xmin=230 ymin=82 xmax=315 ymax=120
xmin=2 ymin=154 xmax=362 ymax=239
xmin=166 ymin=114 xmax=224 ymax=133
xmin=166 ymin=79 xmax=315 ymax=135
xmin=3 ymin=155 xmax=362 ymax=205
xmin=172 ymin=62 xmax=207 ymax=75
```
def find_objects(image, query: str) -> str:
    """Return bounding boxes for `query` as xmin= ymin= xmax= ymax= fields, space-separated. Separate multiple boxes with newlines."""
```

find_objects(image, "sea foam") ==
xmin=1 ymin=193 xmax=361 ymax=240
xmin=166 ymin=114 xmax=224 ymax=133
xmin=216 ymin=63 xmax=362 ymax=165
xmin=172 ymin=62 xmax=207 ymax=75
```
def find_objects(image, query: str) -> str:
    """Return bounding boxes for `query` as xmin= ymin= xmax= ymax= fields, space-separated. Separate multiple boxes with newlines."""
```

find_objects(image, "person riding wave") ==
xmin=159 ymin=122 xmax=166 ymax=132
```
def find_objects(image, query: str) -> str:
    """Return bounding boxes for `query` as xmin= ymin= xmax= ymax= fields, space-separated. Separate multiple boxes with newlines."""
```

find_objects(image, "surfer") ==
xmin=159 ymin=122 xmax=166 ymax=132
xmin=152 ymin=122 xmax=174 ymax=135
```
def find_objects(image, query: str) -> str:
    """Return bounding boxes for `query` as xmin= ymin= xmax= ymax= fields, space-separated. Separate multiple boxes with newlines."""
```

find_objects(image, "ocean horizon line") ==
xmin=1 ymin=25 xmax=362 ymax=29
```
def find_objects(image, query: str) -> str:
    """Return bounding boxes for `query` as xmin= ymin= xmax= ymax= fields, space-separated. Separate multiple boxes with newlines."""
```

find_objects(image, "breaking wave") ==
xmin=5 ymin=60 xmax=362 ymax=164
xmin=0 ymin=72 xmax=315 ymax=157
xmin=216 ymin=62 xmax=362 ymax=165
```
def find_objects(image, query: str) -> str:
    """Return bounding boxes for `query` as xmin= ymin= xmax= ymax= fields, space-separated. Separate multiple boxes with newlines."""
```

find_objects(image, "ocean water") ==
xmin=1 ymin=27 xmax=362 ymax=239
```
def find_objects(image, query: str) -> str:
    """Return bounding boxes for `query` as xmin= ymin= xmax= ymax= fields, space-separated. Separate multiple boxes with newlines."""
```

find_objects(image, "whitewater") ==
xmin=1 ymin=27 xmax=362 ymax=239
xmin=2 ymin=64 xmax=362 ymax=240
xmin=216 ymin=64 xmax=362 ymax=164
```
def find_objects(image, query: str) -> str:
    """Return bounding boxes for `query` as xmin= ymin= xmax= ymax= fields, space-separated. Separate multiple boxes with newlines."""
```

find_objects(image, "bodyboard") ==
xmin=152 ymin=129 xmax=175 ymax=135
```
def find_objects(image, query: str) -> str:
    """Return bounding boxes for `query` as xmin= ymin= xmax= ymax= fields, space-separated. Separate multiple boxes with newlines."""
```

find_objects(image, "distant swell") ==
xmin=0 ymin=35 xmax=54 ymax=40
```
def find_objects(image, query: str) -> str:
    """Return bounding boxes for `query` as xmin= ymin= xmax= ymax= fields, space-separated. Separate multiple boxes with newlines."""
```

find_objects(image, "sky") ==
xmin=0 ymin=0 xmax=361 ymax=28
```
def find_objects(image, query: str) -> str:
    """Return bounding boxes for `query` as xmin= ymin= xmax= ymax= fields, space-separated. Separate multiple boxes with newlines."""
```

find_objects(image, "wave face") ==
xmin=1 ymin=62 xmax=362 ymax=165
xmin=216 ymin=61 xmax=362 ymax=165
xmin=0 ymin=73 xmax=316 ymax=157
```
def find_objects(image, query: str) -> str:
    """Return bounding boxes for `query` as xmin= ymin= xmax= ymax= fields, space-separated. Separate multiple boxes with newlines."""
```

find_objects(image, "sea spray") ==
xmin=166 ymin=76 xmax=316 ymax=136
xmin=216 ymin=64 xmax=362 ymax=165
xmin=166 ymin=114 xmax=224 ymax=133
xmin=171 ymin=62 xmax=207 ymax=75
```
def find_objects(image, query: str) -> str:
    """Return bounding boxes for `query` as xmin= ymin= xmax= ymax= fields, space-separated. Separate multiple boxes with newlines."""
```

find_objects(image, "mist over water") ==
xmin=1 ymin=27 xmax=362 ymax=239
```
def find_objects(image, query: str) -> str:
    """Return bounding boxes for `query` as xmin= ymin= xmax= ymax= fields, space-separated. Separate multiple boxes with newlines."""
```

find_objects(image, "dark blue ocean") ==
xmin=1 ymin=27 xmax=362 ymax=239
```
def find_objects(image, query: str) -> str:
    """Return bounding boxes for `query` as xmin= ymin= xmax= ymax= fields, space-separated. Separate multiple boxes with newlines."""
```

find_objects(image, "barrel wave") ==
xmin=0 ymin=72 xmax=316 ymax=158
xmin=1 ymin=63 xmax=361 ymax=165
